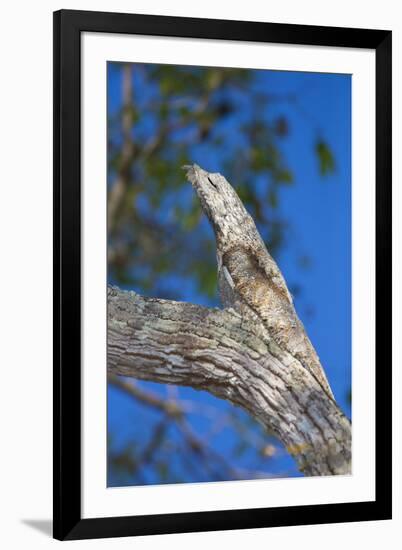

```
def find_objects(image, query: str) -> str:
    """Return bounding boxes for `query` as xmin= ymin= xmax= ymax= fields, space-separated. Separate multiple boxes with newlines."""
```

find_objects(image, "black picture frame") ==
xmin=53 ymin=9 xmax=392 ymax=541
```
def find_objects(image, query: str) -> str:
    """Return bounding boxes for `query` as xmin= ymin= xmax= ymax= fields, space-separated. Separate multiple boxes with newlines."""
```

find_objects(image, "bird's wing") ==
xmin=222 ymin=245 xmax=293 ymax=324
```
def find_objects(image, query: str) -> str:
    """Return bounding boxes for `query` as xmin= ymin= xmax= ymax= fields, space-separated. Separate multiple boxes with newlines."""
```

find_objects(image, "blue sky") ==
xmin=263 ymin=70 xmax=351 ymax=406
xmin=107 ymin=63 xmax=351 ymax=485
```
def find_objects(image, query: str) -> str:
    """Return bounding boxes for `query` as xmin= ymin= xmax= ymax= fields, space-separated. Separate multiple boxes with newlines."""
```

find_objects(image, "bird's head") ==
xmin=183 ymin=164 xmax=254 ymax=248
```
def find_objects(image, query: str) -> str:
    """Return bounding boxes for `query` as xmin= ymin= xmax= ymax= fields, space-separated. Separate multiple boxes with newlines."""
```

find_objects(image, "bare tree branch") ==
xmin=108 ymin=373 xmax=182 ymax=417
xmin=108 ymin=372 xmax=260 ymax=481
xmin=108 ymin=63 xmax=135 ymax=233
xmin=108 ymin=286 xmax=351 ymax=476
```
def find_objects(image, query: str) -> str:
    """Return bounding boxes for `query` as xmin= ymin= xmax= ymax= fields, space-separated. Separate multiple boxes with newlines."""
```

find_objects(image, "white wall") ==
xmin=0 ymin=1 xmax=400 ymax=548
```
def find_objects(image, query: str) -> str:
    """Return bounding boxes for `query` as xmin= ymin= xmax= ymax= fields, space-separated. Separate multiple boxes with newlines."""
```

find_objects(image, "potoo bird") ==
xmin=184 ymin=163 xmax=334 ymax=399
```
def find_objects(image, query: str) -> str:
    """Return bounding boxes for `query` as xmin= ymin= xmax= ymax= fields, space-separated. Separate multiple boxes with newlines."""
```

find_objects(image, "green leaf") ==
xmin=236 ymin=183 xmax=254 ymax=204
xmin=316 ymin=140 xmax=336 ymax=176
xmin=181 ymin=199 xmax=202 ymax=231
xmin=250 ymin=147 xmax=277 ymax=172
xmin=267 ymin=189 xmax=279 ymax=209
xmin=275 ymin=168 xmax=293 ymax=185
xmin=191 ymin=259 xmax=217 ymax=298
xmin=155 ymin=460 xmax=169 ymax=481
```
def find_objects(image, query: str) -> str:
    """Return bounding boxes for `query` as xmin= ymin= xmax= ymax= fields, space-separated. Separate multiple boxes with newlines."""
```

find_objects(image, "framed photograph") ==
xmin=53 ymin=9 xmax=392 ymax=540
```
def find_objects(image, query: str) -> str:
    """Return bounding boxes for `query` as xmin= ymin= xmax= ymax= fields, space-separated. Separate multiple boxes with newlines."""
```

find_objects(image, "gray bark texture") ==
xmin=108 ymin=164 xmax=351 ymax=477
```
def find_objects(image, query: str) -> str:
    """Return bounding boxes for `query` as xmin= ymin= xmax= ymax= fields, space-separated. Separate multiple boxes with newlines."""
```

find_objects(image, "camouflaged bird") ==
xmin=184 ymin=163 xmax=334 ymax=399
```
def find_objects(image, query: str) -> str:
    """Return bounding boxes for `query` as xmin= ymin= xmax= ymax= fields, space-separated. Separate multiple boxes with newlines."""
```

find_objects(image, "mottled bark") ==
xmin=108 ymin=286 xmax=351 ymax=476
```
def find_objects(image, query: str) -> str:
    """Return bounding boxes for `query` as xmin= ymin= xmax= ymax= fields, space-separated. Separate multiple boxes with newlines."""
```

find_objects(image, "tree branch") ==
xmin=108 ymin=286 xmax=351 ymax=476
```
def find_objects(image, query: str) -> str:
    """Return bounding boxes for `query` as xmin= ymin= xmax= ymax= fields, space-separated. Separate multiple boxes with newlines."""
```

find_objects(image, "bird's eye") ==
xmin=207 ymin=176 xmax=218 ymax=190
